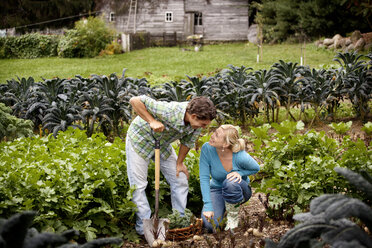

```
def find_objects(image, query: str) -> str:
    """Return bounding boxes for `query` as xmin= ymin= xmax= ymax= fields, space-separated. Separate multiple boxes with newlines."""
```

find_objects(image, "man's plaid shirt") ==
xmin=127 ymin=95 xmax=202 ymax=161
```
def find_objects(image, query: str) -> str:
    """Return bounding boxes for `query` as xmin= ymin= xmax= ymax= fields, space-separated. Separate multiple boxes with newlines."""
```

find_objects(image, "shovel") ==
xmin=143 ymin=132 xmax=169 ymax=246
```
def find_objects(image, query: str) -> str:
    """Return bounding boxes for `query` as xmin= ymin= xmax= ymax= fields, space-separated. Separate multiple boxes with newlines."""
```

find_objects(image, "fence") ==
xmin=121 ymin=32 xmax=180 ymax=52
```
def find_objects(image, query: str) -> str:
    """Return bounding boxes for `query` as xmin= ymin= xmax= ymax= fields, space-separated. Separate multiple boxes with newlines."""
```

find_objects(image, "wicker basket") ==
xmin=166 ymin=218 xmax=203 ymax=241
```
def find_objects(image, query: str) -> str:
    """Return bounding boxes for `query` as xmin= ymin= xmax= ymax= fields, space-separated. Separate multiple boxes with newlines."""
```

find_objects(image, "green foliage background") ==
xmin=255 ymin=0 xmax=370 ymax=42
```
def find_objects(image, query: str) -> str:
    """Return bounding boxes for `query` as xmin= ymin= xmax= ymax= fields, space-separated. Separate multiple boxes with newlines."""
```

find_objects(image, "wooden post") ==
xmin=303 ymin=40 xmax=306 ymax=65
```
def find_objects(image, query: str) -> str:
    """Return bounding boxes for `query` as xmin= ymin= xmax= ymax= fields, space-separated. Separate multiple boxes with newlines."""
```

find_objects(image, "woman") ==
xmin=199 ymin=125 xmax=260 ymax=232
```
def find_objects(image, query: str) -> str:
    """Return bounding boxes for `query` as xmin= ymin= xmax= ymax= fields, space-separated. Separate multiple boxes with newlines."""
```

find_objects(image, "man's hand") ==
xmin=203 ymin=211 xmax=214 ymax=221
xmin=149 ymin=120 xmax=164 ymax=132
xmin=176 ymin=162 xmax=189 ymax=180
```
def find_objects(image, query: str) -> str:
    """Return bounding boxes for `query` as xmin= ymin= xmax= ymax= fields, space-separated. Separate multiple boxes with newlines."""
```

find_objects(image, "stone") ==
xmin=314 ymin=40 xmax=323 ymax=47
xmin=351 ymin=30 xmax=362 ymax=43
xmin=347 ymin=43 xmax=355 ymax=51
xmin=253 ymin=228 xmax=264 ymax=237
xmin=355 ymin=38 xmax=366 ymax=51
xmin=364 ymin=43 xmax=372 ymax=51
xmin=345 ymin=38 xmax=352 ymax=46
xmin=318 ymin=44 xmax=325 ymax=49
xmin=328 ymin=44 xmax=335 ymax=49
xmin=247 ymin=24 xmax=259 ymax=44
xmin=332 ymin=34 xmax=342 ymax=41
xmin=335 ymin=38 xmax=346 ymax=49
xmin=323 ymin=38 xmax=334 ymax=46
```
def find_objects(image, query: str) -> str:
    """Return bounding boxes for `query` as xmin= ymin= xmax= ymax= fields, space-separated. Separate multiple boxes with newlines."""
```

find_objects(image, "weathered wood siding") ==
xmin=104 ymin=0 xmax=249 ymax=41
xmin=194 ymin=0 xmax=249 ymax=41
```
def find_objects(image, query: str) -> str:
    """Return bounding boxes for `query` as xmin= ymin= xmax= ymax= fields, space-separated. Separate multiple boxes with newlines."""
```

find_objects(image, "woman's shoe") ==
xmin=224 ymin=202 xmax=240 ymax=231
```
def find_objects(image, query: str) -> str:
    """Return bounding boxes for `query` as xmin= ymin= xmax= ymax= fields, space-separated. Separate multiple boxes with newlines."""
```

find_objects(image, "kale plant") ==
xmin=0 ymin=211 xmax=122 ymax=248
xmin=167 ymin=208 xmax=193 ymax=229
xmin=265 ymin=167 xmax=372 ymax=248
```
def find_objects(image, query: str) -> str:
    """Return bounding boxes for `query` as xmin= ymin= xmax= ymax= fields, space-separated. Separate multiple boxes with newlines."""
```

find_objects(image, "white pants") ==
xmin=125 ymin=136 xmax=189 ymax=235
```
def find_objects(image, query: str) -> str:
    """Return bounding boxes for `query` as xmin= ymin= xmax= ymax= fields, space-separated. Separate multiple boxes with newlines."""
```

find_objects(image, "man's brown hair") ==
xmin=186 ymin=96 xmax=216 ymax=120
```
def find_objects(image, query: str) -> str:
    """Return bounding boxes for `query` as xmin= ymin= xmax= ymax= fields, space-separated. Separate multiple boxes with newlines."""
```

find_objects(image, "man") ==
xmin=126 ymin=95 xmax=216 ymax=235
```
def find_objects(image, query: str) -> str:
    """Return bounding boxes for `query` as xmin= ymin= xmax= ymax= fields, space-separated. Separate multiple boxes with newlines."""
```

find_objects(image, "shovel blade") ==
xmin=143 ymin=218 xmax=169 ymax=246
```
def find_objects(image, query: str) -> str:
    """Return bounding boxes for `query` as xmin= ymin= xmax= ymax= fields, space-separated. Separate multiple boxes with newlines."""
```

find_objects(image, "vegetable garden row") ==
xmin=0 ymin=52 xmax=371 ymax=140
xmin=0 ymin=52 xmax=371 ymax=243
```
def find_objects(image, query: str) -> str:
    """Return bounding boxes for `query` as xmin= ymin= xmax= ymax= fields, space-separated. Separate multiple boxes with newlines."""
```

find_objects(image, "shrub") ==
xmin=99 ymin=40 xmax=123 ymax=56
xmin=58 ymin=16 xmax=116 ymax=58
xmin=0 ymin=33 xmax=59 ymax=59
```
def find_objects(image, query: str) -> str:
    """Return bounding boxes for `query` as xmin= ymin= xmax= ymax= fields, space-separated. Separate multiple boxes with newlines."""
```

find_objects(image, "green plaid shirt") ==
xmin=127 ymin=95 xmax=202 ymax=160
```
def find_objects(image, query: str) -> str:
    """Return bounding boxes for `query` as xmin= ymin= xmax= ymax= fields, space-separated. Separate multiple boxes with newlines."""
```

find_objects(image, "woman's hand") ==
xmin=226 ymin=171 xmax=242 ymax=183
xmin=203 ymin=211 xmax=214 ymax=221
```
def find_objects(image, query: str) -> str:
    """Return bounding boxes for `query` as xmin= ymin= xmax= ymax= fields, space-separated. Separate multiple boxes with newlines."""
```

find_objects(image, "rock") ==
xmin=193 ymin=235 xmax=203 ymax=241
xmin=247 ymin=24 xmax=259 ymax=44
xmin=364 ymin=42 xmax=372 ymax=51
xmin=328 ymin=44 xmax=335 ymax=49
xmin=314 ymin=40 xmax=323 ymax=47
xmin=318 ymin=44 xmax=325 ymax=49
xmin=162 ymin=241 xmax=173 ymax=247
xmin=351 ymin=30 xmax=362 ymax=43
xmin=362 ymin=32 xmax=372 ymax=44
xmin=335 ymin=38 xmax=346 ymax=49
xmin=152 ymin=239 xmax=164 ymax=247
xmin=347 ymin=43 xmax=355 ymax=51
xmin=323 ymin=38 xmax=334 ymax=46
xmin=355 ymin=38 xmax=366 ymax=51
xmin=332 ymin=34 xmax=342 ymax=42
xmin=253 ymin=228 xmax=264 ymax=237
xmin=345 ymin=37 xmax=352 ymax=46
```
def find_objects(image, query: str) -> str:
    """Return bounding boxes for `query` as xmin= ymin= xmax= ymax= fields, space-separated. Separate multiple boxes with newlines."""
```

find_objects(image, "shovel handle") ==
xmin=155 ymin=147 xmax=160 ymax=190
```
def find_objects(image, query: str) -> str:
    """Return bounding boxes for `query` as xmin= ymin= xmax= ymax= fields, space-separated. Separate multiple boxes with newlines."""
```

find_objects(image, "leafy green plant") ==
xmin=272 ymin=60 xmax=304 ymax=122
xmin=265 ymin=167 xmax=372 ymax=248
xmin=0 ymin=103 xmax=34 ymax=141
xmin=254 ymin=121 xmax=371 ymax=218
xmin=362 ymin=121 xmax=372 ymax=135
xmin=80 ymin=89 xmax=114 ymax=137
xmin=167 ymin=208 xmax=193 ymax=229
xmin=42 ymin=96 xmax=82 ymax=137
xmin=0 ymin=128 xmax=137 ymax=241
xmin=245 ymin=69 xmax=282 ymax=123
xmin=298 ymin=68 xmax=333 ymax=126
xmin=328 ymin=121 xmax=352 ymax=135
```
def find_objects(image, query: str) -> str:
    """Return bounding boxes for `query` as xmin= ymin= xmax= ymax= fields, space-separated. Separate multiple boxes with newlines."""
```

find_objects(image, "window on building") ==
xmin=165 ymin=11 xmax=173 ymax=22
xmin=109 ymin=12 xmax=115 ymax=22
xmin=194 ymin=12 xmax=202 ymax=26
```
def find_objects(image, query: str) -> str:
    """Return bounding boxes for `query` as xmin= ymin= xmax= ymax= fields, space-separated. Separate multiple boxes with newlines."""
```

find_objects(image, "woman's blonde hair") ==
xmin=220 ymin=124 xmax=245 ymax=153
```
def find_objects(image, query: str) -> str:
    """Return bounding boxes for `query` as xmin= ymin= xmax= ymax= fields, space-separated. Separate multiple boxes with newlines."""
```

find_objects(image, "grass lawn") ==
xmin=0 ymin=42 xmax=341 ymax=84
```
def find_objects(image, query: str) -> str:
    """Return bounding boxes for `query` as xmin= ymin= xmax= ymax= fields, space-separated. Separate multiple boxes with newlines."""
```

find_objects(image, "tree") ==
xmin=0 ymin=0 xmax=95 ymax=31
xmin=252 ymin=0 xmax=370 ymax=42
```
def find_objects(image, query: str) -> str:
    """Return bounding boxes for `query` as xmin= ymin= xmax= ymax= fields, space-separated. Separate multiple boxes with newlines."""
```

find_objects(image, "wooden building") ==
xmin=100 ymin=0 xmax=249 ymax=43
